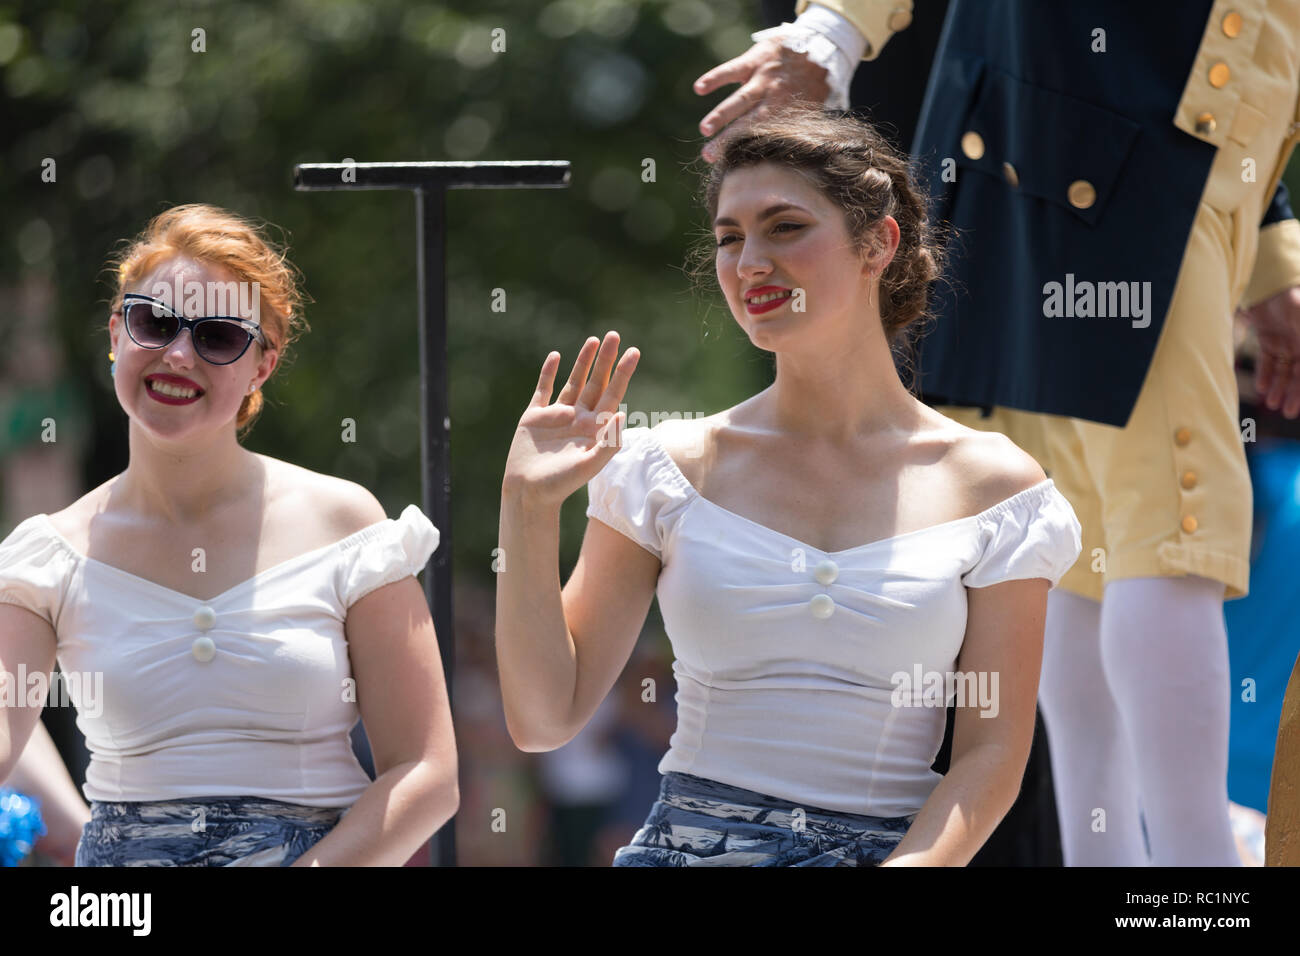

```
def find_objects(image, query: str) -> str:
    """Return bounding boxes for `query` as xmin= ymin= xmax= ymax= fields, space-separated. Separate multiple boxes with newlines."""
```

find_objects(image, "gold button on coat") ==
xmin=1067 ymin=180 xmax=1096 ymax=209
xmin=1002 ymin=161 xmax=1019 ymax=186
xmin=1181 ymin=515 xmax=1199 ymax=534
xmin=1196 ymin=112 xmax=1217 ymax=134
xmin=1209 ymin=62 xmax=1230 ymax=88
xmin=961 ymin=131 xmax=985 ymax=160
xmin=1222 ymin=11 xmax=1243 ymax=37
xmin=1174 ymin=426 xmax=1192 ymax=446
xmin=1181 ymin=470 xmax=1198 ymax=490
xmin=888 ymin=8 xmax=913 ymax=31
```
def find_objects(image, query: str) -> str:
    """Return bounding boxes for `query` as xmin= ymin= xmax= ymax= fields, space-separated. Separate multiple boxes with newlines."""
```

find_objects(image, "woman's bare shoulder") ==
xmin=937 ymin=420 xmax=1048 ymax=516
xmin=261 ymin=456 xmax=388 ymax=541
xmin=44 ymin=478 xmax=120 ymax=549
xmin=646 ymin=411 xmax=730 ymax=487
xmin=41 ymin=460 xmax=388 ymax=556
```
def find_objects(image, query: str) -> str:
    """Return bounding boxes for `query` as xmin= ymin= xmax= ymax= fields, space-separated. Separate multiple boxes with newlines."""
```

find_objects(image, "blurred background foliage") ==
xmin=7 ymin=0 xmax=1300 ymax=865
xmin=0 ymin=0 xmax=770 ymax=581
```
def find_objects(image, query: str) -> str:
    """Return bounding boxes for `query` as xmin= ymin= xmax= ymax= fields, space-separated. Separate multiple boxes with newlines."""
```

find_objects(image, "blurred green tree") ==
xmin=1 ymin=0 xmax=765 ymax=591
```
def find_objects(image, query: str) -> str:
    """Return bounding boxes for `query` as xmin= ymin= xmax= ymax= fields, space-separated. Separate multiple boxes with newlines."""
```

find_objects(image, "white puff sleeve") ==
xmin=337 ymin=504 xmax=440 ymax=608
xmin=0 ymin=516 xmax=76 ymax=629
xmin=961 ymin=481 xmax=1083 ymax=589
xmin=585 ymin=426 xmax=694 ymax=560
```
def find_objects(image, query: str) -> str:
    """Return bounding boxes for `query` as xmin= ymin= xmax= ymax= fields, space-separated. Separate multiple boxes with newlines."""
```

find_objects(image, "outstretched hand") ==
xmin=502 ymin=332 xmax=640 ymax=508
xmin=693 ymin=36 xmax=831 ymax=163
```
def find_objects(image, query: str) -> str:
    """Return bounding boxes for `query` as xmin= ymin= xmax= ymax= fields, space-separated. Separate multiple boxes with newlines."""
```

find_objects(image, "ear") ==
xmin=862 ymin=216 xmax=902 ymax=276
xmin=253 ymin=343 xmax=280 ymax=390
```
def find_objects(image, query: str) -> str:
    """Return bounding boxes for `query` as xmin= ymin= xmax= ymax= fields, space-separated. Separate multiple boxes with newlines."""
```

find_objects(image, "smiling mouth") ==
xmin=746 ymin=290 xmax=792 ymax=305
xmin=746 ymin=289 xmax=793 ymax=313
xmin=145 ymin=379 xmax=204 ymax=401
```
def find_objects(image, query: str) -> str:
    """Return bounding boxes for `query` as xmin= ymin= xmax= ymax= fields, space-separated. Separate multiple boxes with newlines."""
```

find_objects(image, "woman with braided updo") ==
xmin=495 ymin=104 xmax=1082 ymax=866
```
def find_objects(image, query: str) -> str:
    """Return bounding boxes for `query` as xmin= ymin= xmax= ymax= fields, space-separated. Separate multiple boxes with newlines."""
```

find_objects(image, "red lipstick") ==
xmin=744 ymin=285 xmax=793 ymax=315
xmin=144 ymin=374 xmax=204 ymax=406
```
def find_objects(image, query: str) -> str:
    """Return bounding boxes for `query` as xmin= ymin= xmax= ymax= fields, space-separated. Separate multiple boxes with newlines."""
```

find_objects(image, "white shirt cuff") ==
xmin=798 ymin=3 xmax=869 ymax=63
xmin=751 ymin=3 xmax=866 ymax=112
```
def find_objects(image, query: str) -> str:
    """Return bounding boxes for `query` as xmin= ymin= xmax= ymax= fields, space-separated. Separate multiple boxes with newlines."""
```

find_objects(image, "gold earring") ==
xmin=108 ymin=350 xmax=116 ymax=361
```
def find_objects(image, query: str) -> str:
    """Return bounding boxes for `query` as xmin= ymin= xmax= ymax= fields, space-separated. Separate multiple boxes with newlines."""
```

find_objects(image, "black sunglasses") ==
xmin=122 ymin=293 xmax=268 ymax=366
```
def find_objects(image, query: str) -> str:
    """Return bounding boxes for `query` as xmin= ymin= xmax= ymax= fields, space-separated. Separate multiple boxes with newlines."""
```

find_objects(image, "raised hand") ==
xmin=502 ymin=331 xmax=640 ymax=509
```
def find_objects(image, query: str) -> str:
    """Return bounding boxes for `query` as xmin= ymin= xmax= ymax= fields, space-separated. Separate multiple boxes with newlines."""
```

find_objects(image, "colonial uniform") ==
xmin=803 ymin=0 xmax=1300 ymax=604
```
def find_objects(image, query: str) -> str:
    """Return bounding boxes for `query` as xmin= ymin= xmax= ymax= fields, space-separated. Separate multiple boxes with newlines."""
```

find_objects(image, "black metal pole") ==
xmin=294 ymin=161 xmax=570 ymax=866
xmin=415 ymin=185 xmax=454 ymax=867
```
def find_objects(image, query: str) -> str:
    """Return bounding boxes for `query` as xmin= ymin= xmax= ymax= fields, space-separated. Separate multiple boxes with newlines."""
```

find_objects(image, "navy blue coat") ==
xmin=911 ymin=0 xmax=1294 ymax=426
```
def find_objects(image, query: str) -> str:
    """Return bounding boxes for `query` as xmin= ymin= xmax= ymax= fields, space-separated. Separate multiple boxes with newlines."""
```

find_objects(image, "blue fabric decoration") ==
xmin=1225 ymin=441 xmax=1300 ymax=813
xmin=0 ymin=788 xmax=47 ymax=866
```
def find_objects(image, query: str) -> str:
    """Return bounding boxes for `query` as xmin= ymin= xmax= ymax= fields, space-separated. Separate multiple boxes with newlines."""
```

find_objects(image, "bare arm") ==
xmin=5 ymin=719 xmax=90 ymax=866
xmin=292 ymin=571 xmax=458 ymax=867
xmin=879 ymin=574 xmax=1049 ymax=866
xmin=0 ymin=603 xmax=57 ymax=784
xmin=496 ymin=332 xmax=659 ymax=751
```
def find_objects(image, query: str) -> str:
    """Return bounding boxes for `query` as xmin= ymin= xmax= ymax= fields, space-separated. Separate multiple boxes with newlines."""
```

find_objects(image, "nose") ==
xmin=162 ymin=327 xmax=198 ymax=370
xmin=736 ymin=237 xmax=773 ymax=282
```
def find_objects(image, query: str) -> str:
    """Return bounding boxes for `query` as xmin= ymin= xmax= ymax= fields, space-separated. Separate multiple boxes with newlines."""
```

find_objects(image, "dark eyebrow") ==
xmin=713 ymin=203 xmax=809 ymax=228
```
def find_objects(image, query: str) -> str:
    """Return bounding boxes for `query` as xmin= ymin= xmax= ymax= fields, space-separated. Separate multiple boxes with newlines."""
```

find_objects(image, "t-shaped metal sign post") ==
xmin=294 ymin=161 xmax=571 ymax=866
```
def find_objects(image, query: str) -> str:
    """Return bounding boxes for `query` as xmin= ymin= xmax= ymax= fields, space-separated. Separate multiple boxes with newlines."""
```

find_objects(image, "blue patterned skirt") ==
xmin=75 ymin=797 xmax=347 ymax=867
xmin=613 ymin=772 xmax=915 ymax=867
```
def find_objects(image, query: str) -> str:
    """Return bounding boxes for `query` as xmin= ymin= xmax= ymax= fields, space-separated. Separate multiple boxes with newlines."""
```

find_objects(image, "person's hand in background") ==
xmin=693 ymin=5 xmax=868 ymax=163
xmin=694 ymin=36 xmax=832 ymax=163
xmin=1238 ymin=285 xmax=1300 ymax=418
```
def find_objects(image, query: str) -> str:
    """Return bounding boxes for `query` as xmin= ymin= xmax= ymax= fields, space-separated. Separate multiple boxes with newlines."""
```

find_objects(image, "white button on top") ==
xmin=193 ymin=605 xmax=216 ymax=631
xmin=813 ymin=559 xmax=839 ymax=586
xmin=809 ymin=593 xmax=835 ymax=619
xmin=191 ymin=636 xmax=216 ymax=663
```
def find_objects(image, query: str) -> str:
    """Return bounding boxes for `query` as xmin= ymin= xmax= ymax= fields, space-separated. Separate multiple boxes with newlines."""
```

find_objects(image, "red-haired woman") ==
xmin=0 ymin=204 xmax=458 ymax=866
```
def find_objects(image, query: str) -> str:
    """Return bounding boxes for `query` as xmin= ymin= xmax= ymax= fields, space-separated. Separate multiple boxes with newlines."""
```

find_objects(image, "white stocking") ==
xmin=1099 ymin=575 xmax=1239 ymax=866
xmin=1039 ymin=588 xmax=1148 ymax=865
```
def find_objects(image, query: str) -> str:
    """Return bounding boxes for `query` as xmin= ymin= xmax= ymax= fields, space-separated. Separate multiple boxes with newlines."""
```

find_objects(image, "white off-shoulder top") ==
xmin=586 ymin=426 xmax=1082 ymax=819
xmin=0 ymin=504 xmax=439 ymax=808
